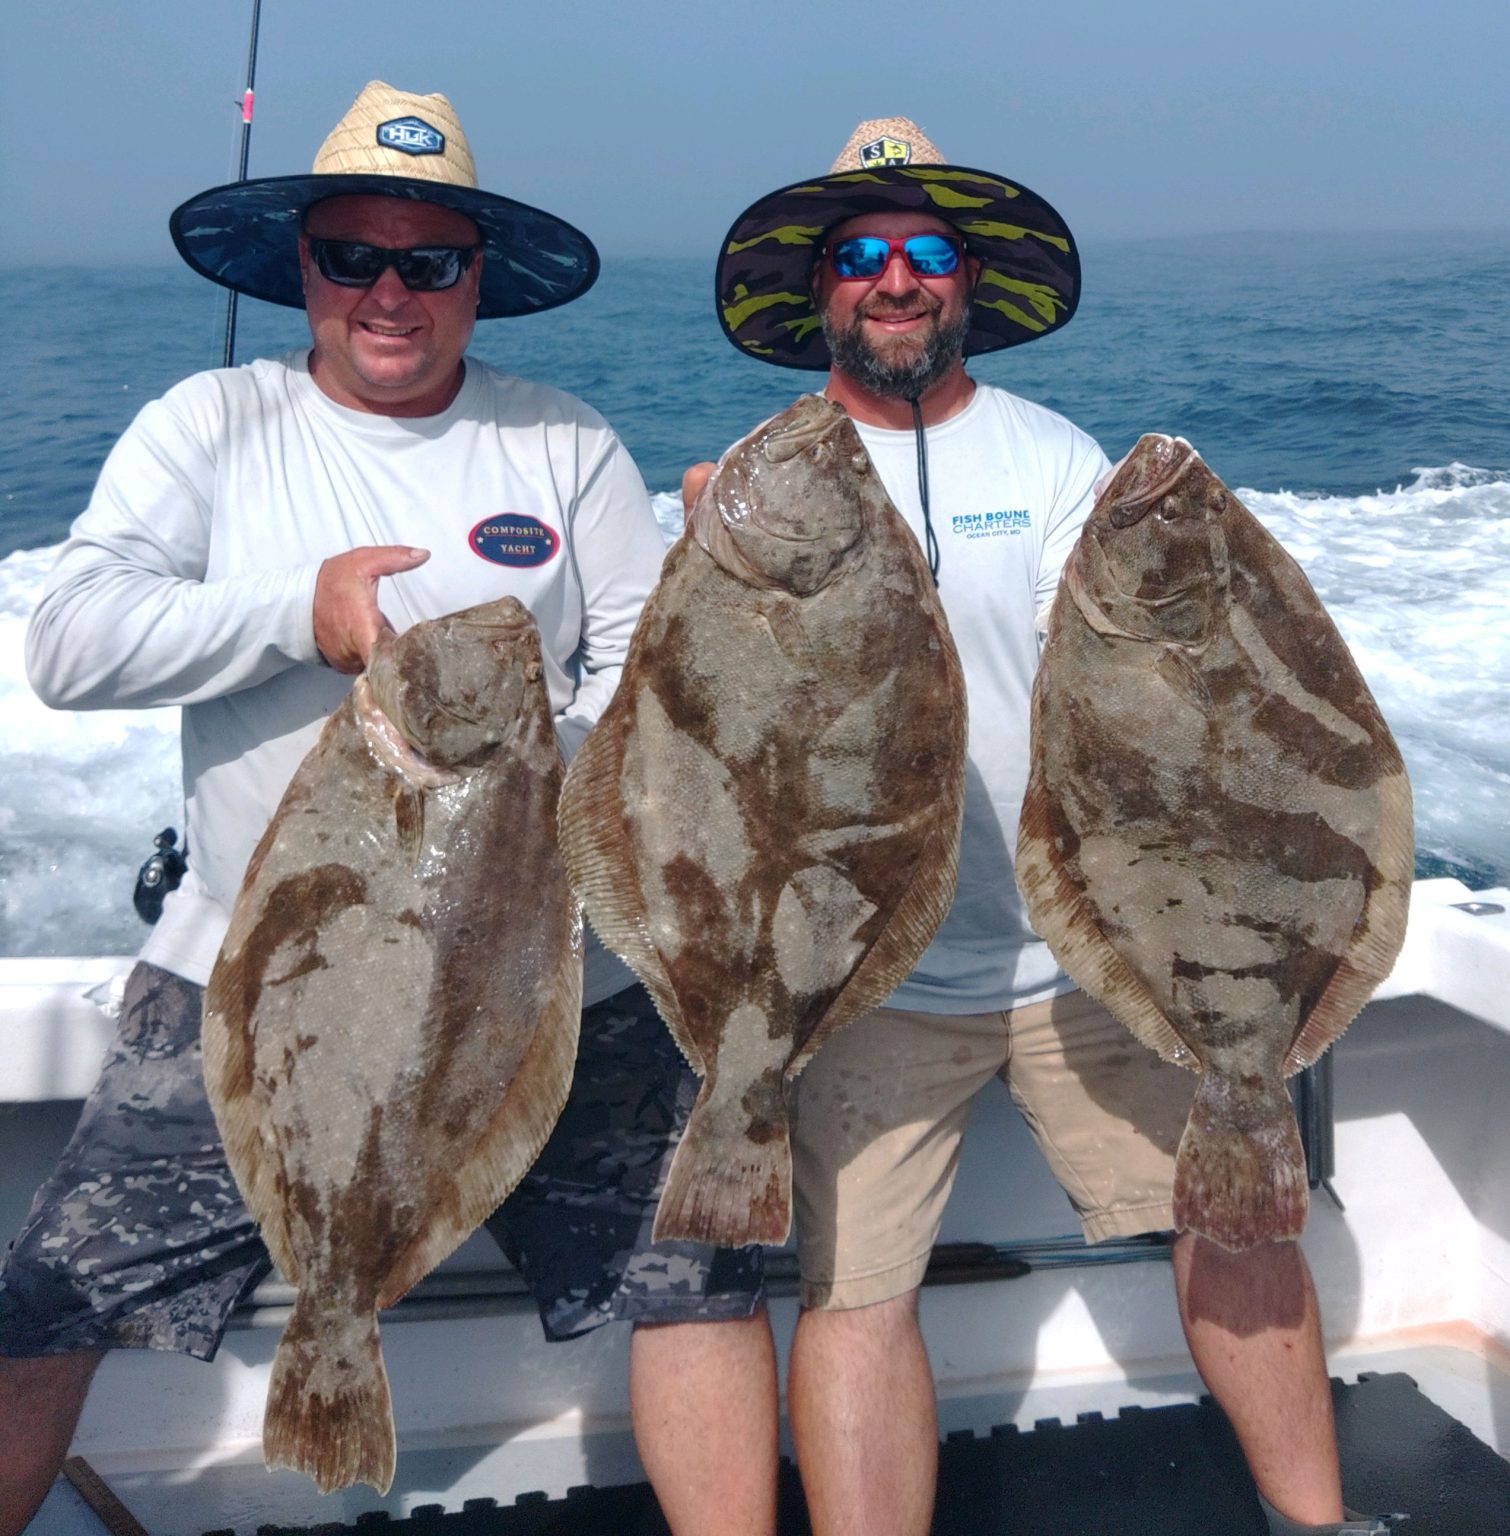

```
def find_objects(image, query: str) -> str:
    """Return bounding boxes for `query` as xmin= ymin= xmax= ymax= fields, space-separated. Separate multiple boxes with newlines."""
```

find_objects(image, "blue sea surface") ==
xmin=2 ymin=234 xmax=1508 ymax=954
xmin=3 ymin=232 xmax=1507 ymax=556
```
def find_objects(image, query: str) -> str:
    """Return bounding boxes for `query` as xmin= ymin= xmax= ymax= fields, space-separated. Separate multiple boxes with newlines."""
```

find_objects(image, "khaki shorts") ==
xmin=790 ymin=990 xmax=1195 ymax=1310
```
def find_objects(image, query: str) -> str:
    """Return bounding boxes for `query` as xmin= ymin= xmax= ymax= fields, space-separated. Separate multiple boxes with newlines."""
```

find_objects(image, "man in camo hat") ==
xmin=639 ymin=117 xmax=1396 ymax=1536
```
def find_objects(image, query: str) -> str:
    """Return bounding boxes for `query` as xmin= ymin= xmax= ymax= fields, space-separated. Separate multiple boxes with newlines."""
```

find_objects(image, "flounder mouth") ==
xmin=760 ymin=402 xmax=849 ymax=466
xmin=1105 ymin=435 xmax=1201 ymax=528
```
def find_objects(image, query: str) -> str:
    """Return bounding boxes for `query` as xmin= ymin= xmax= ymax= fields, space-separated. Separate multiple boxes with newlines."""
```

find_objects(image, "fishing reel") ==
xmin=133 ymin=827 xmax=188 ymax=925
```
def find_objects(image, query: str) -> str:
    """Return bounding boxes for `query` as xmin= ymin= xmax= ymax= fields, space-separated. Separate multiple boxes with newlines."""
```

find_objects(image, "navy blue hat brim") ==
xmin=170 ymin=173 xmax=599 ymax=319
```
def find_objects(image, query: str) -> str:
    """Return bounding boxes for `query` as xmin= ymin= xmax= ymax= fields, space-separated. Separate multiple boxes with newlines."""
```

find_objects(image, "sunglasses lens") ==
xmin=827 ymin=234 xmax=963 ymax=280
xmin=312 ymin=240 xmax=386 ymax=285
xmin=310 ymin=240 xmax=474 ymax=291
xmin=829 ymin=237 xmax=891 ymax=279
xmin=395 ymin=248 xmax=466 ymax=289
xmin=904 ymin=235 xmax=961 ymax=276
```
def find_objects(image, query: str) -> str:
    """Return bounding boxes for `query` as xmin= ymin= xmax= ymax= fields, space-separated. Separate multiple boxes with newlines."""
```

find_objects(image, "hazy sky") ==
xmin=3 ymin=0 xmax=1507 ymax=265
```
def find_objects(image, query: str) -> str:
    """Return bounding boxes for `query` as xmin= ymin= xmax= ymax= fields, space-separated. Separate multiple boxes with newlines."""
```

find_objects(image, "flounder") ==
xmin=203 ymin=596 xmax=582 ymax=1495
xmin=558 ymin=394 xmax=966 ymax=1246
xmin=1016 ymin=435 xmax=1413 ymax=1251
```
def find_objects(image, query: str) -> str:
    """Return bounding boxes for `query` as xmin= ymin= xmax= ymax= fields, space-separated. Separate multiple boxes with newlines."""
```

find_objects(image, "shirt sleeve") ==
xmin=25 ymin=384 xmax=323 ymax=712
xmin=1034 ymin=421 xmax=1112 ymax=610
xmin=554 ymin=428 xmax=666 ymax=761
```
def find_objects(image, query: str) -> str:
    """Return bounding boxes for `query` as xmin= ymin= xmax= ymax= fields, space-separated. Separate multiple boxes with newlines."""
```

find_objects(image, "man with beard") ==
xmin=639 ymin=120 xmax=1393 ymax=1536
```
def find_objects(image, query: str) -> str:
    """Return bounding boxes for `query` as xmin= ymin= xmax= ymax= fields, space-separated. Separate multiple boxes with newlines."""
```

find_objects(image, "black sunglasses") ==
xmin=307 ymin=237 xmax=480 ymax=292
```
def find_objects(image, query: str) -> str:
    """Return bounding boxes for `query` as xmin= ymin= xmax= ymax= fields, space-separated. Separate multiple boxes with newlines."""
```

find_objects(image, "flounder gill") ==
xmin=203 ymin=597 xmax=582 ymax=1495
xmin=1016 ymin=435 xmax=1412 ymax=1251
xmin=558 ymin=394 xmax=966 ymax=1247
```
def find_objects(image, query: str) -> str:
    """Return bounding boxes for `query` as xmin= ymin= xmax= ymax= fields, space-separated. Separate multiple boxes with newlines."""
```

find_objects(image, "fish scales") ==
xmin=559 ymin=394 xmax=967 ymax=1247
xmin=203 ymin=597 xmax=582 ymax=1495
xmin=1016 ymin=434 xmax=1412 ymax=1251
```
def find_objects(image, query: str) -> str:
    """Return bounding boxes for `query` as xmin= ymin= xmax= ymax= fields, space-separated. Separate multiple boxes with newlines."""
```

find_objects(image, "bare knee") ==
xmin=794 ymin=1288 xmax=922 ymax=1364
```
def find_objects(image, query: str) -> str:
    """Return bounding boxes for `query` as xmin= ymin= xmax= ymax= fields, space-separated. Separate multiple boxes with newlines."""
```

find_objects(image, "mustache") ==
xmin=860 ymin=293 xmax=942 ymax=319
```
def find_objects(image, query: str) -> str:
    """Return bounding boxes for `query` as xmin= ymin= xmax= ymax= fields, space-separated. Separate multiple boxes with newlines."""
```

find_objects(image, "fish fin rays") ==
xmin=787 ymin=813 xmax=963 ymax=1078
xmin=392 ymin=783 xmax=426 ymax=865
xmin=1154 ymin=647 xmax=1214 ymax=714
xmin=201 ymin=955 xmax=303 ymax=1285
xmin=1287 ymin=769 xmax=1415 ymax=1073
xmin=557 ymin=707 xmax=698 ymax=1071
xmin=653 ymin=1086 xmax=792 ymax=1246
xmin=264 ymin=1297 xmax=395 ymax=1496
xmin=1016 ymin=781 xmax=1192 ymax=1067
xmin=1173 ymin=1073 xmax=1308 ymax=1249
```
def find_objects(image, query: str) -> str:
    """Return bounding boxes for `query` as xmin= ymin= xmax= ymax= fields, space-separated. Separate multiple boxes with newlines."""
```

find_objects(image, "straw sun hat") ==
xmin=715 ymin=116 xmax=1081 ymax=370
xmin=170 ymin=81 xmax=598 ymax=319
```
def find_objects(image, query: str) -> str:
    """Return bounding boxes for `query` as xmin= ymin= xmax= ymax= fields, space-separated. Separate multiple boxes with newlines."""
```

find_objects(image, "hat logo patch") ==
xmin=377 ymin=116 xmax=445 ymax=156
xmin=860 ymin=137 xmax=911 ymax=169
xmin=469 ymin=514 xmax=561 ymax=568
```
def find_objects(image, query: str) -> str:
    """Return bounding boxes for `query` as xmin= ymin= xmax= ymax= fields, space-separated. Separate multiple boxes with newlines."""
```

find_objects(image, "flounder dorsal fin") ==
xmin=1016 ymin=765 xmax=1196 ymax=1069
xmin=557 ymin=661 xmax=692 ymax=1069
xmin=1283 ymin=764 xmax=1415 ymax=1073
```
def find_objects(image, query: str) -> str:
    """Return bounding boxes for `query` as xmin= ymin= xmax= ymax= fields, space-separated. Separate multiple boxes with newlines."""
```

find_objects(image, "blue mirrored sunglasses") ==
xmin=307 ymin=237 xmax=479 ymax=292
xmin=823 ymin=233 xmax=965 ymax=281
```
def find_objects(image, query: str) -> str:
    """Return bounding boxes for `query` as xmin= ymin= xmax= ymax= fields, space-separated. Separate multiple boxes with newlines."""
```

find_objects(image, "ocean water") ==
xmin=2 ymin=232 xmax=1507 ymax=956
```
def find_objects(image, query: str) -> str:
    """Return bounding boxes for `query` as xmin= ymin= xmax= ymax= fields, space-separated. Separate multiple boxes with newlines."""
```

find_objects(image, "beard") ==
xmin=822 ymin=296 xmax=972 ymax=400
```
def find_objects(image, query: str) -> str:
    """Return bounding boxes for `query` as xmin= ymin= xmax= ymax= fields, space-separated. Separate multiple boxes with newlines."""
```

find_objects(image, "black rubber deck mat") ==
xmin=212 ymin=1371 xmax=1509 ymax=1535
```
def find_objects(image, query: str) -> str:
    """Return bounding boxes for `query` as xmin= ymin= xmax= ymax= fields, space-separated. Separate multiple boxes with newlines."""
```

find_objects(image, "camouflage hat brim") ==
xmin=715 ymin=164 xmax=1081 ymax=370
xmin=169 ymin=173 xmax=599 ymax=320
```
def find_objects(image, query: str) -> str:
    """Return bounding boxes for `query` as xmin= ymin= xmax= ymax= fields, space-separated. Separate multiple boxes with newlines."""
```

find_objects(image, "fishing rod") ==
xmin=222 ymin=0 xmax=264 ymax=368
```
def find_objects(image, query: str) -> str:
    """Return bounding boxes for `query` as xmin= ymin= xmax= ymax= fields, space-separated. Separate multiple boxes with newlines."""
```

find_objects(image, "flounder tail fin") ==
xmin=263 ymin=1295 xmax=396 ymax=1496
xmin=1173 ymin=1072 xmax=1308 ymax=1251
xmin=653 ymin=1076 xmax=791 ymax=1247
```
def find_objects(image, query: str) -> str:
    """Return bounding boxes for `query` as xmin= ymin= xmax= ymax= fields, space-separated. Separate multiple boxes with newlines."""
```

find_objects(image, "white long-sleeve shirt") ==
xmin=27 ymin=351 xmax=667 ymax=1002
xmin=852 ymin=383 xmax=1111 ymax=1013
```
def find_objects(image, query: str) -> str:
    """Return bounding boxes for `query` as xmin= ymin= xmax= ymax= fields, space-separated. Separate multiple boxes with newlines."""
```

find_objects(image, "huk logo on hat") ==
xmin=376 ymin=116 xmax=445 ymax=156
xmin=469 ymin=514 xmax=561 ymax=568
xmin=860 ymin=136 xmax=912 ymax=168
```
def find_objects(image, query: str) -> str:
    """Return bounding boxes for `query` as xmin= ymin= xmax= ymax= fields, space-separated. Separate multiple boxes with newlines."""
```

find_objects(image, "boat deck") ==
xmin=39 ymin=1365 xmax=1509 ymax=1535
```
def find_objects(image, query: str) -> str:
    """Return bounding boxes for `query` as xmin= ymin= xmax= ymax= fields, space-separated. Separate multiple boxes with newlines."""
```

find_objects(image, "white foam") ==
xmin=3 ymin=466 xmax=1506 ymax=957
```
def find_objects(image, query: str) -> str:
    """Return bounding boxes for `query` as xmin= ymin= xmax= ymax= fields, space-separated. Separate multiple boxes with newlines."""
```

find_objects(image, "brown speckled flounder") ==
xmin=203 ymin=597 xmax=581 ymax=1495
xmin=558 ymin=394 xmax=966 ymax=1247
xmin=1016 ymin=435 xmax=1412 ymax=1251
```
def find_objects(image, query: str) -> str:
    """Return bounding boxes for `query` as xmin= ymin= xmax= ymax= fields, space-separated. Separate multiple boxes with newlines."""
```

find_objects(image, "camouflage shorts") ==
xmin=0 ymin=962 xmax=763 ymax=1360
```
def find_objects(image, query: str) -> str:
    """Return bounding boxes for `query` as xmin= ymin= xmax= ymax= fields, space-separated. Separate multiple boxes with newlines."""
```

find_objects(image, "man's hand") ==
xmin=682 ymin=462 xmax=716 ymax=516
xmin=313 ymin=545 xmax=430 ymax=673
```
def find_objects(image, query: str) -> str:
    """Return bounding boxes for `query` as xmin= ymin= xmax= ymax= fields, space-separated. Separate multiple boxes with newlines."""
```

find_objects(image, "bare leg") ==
xmin=630 ymin=1312 xmax=779 ymax=1536
xmin=0 ymin=1349 xmax=104 ymax=1536
xmin=787 ymin=1290 xmax=937 ymax=1536
xmin=1174 ymin=1233 xmax=1345 ymax=1525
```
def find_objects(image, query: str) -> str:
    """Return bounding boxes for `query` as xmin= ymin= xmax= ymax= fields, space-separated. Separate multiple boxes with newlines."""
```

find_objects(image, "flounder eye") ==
xmin=1209 ymin=490 xmax=1229 ymax=513
xmin=1157 ymin=497 xmax=1179 ymax=522
xmin=851 ymin=451 xmax=870 ymax=474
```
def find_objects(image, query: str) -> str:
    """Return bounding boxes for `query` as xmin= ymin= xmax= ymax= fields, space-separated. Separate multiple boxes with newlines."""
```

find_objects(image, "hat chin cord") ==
xmin=908 ymin=395 xmax=942 ymax=588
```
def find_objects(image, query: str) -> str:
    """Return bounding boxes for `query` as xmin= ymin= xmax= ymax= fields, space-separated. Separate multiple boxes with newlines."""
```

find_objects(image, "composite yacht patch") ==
xmin=469 ymin=514 xmax=561 ymax=567
xmin=558 ymin=393 xmax=967 ymax=1248
xmin=1015 ymin=434 xmax=1413 ymax=1252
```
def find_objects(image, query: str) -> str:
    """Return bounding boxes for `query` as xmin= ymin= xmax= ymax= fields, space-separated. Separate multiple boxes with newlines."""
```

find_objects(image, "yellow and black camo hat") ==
xmin=715 ymin=116 xmax=1081 ymax=371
